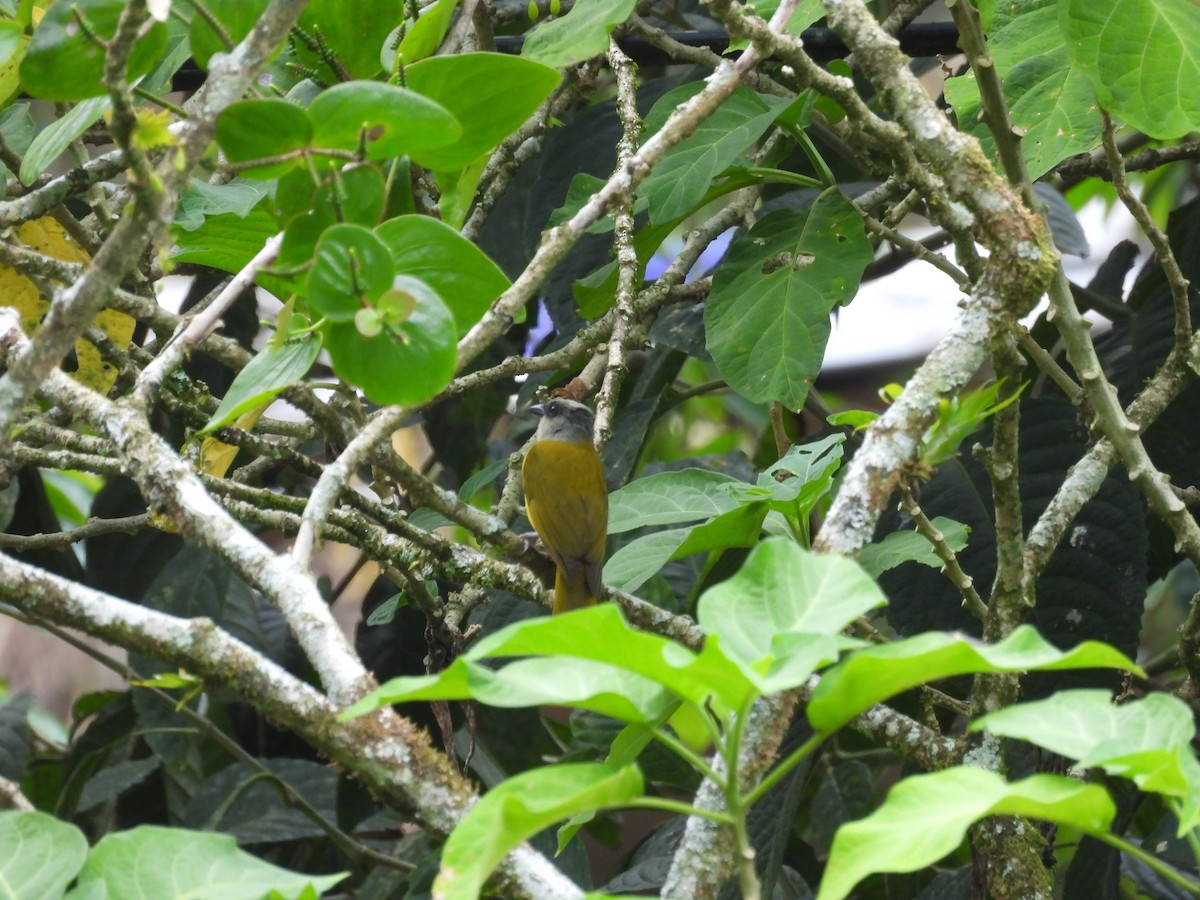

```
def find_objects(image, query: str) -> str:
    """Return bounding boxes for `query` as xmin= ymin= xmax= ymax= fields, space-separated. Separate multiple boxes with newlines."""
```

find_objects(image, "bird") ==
xmin=522 ymin=398 xmax=608 ymax=614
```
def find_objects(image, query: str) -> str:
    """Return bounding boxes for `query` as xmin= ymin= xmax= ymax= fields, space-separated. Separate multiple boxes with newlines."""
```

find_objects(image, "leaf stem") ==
xmin=1093 ymin=830 xmax=1200 ymax=896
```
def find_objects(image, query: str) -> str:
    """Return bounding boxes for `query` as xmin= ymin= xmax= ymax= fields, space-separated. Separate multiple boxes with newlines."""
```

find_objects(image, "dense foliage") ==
xmin=0 ymin=0 xmax=1198 ymax=897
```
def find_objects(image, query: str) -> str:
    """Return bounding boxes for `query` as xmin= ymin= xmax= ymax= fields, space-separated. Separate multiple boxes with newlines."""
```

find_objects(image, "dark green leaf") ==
xmin=306 ymin=223 xmax=395 ymax=319
xmin=297 ymin=0 xmax=406 ymax=79
xmin=705 ymin=189 xmax=871 ymax=409
xmin=324 ymin=282 xmax=456 ymax=406
xmin=404 ymin=52 xmax=561 ymax=171
xmin=640 ymin=85 xmax=792 ymax=222
xmin=22 ymin=0 xmax=166 ymax=100
xmin=308 ymin=81 xmax=461 ymax=162
xmin=216 ymin=99 xmax=313 ymax=179
xmin=375 ymin=215 xmax=511 ymax=335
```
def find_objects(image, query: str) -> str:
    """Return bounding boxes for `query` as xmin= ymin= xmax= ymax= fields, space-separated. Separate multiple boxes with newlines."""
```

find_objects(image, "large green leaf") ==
xmin=640 ymin=85 xmax=793 ymax=223
xmin=403 ymin=53 xmax=561 ymax=171
xmin=342 ymin=656 xmax=675 ymax=724
xmin=522 ymin=0 xmax=637 ymax=69
xmin=324 ymin=278 xmax=457 ymax=406
xmin=297 ymin=0 xmax=405 ymax=79
xmin=438 ymin=603 xmax=756 ymax=709
xmin=75 ymin=825 xmax=346 ymax=899
xmin=973 ymin=690 xmax=1200 ymax=830
xmin=21 ymin=0 xmax=166 ymax=100
xmin=306 ymin=223 xmax=395 ymax=319
xmin=216 ymin=99 xmax=314 ymax=179
xmin=175 ymin=180 xmax=272 ymax=232
xmin=603 ymin=502 xmax=768 ymax=594
xmin=1060 ymin=0 xmax=1200 ymax=140
xmin=433 ymin=764 xmax=643 ymax=900
xmin=807 ymin=625 xmax=1143 ymax=732
xmin=170 ymin=202 xmax=280 ymax=275
xmin=375 ymin=215 xmax=511 ymax=335
xmin=607 ymin=468 xmax=744 ymax=534
xmin=308 ymin=81 xmax=462 ymax=161
xmin=705 ymin=189 xmax=871 ymax=410
xmin=817 ymin=768 xmax=1116 ymax=900
xmin=944 ymin=0 xmax=1101 ymax=180
xmin=0 ymin=810 xmax=87 ymax=900
xmin=697 ymin=539 xmax=885 ymax=694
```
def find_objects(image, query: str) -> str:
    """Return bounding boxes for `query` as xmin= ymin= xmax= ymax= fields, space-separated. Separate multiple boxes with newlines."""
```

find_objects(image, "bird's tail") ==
xmin=553 ymin=566 xmax=597 ymax=615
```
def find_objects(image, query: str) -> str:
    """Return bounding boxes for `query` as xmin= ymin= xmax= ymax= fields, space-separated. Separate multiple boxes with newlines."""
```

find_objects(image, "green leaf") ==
xmin=816 ymin=768 xmax=1116 ymax=900
xmin=807 ymin=625 xmax=1143 ymax=733
xmin=276 ymin=164 xmax=387 ymax=268
xmin=308 ymin=81 xmax=462 ymax=162
xmin=375 ymin=215 xmax=511 ymax=335
xmin=297 ymin=0 xmax=405 ymax=79
xmin=705 ymin=190 xmax=871 ymax=409
xmin=188 ymin=0 xmax=270 ymax=69
xmin=697 ymin=539 xmax=886 ymax=693
xmin=0 ymin=810 xmax=87 ymax=900
xmin=216 ymin=99 xmax=314 ymax=179
xmin=640 ymin=85 xmax=792 ymax=222
xmin=21 ymin=0 xmax=167 ymax=100
xmin=433 ymin=764 xmax=643 ymax=900
xmin=0 ymin=19 xmax=28 ymax=108
xmin=19 ymin=96 xmax=110 ymax=185
xmin=170 ymin=203 xmax=281 ymax=276
xmin=1061 ymin=0 xmax=1200 ymax=140
xmin=391 ymin=0 xmax=459 ymax=65
xmin=200 ymin=334 xmax=321 ymax=434
xmin=75 ymin=825 xmax=347 ymax=899
xmin=731 ymin=433 xmax=844 ymax=515
xmin=455 ymin=603 xmax=756 ymax=709
xmin=306 ymin=223 xmax=395 ymax=319
xmin=404 ymin=52 xmax=561 ymax=171
xmin=973 ymin=690 xmax=1200 ymax=830
xmin=344 ymin=656 xmax=675 ymax=724
xmin=324 ymin=281 xmax=457 ymax=406
xmin=603 ymin=502 xmax=768 ymax=594
xmin=943 ymin=0 xmax=1101 ymax=180
xmin=607 ymin=468 xmax=744 ymax=534
xmin=522 ymin=0 xmax=637 ymax=68
xmin=857 ymin=517 xmax=971 ymax=577
xmin=174 ymin=179 xmax=272 ymax=232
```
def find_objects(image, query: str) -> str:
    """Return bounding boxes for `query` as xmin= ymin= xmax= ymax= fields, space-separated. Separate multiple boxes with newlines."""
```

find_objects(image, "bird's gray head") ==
xmin=531 ymin=398 xmax=596 ymax=443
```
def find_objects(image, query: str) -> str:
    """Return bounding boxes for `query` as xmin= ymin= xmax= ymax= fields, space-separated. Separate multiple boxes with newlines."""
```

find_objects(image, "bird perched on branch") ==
xmin=522 ymin=397 xmax=608 ymax=614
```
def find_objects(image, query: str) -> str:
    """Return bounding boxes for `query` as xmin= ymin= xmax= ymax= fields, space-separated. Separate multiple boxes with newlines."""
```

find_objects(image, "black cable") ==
xmin=169 ymin=22 xmax=960 ymax=90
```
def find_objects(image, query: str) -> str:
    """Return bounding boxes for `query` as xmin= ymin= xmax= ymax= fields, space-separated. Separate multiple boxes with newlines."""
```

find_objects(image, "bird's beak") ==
xmin=529 ymin=403 xmax=546 ymax=418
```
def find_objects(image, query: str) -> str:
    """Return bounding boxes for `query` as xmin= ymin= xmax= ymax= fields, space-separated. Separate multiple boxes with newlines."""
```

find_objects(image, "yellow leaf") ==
xmin=3 ymin=216 xmax=136 ymax=395
xmin=197 ymin=403 xmax=270 ymax=479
